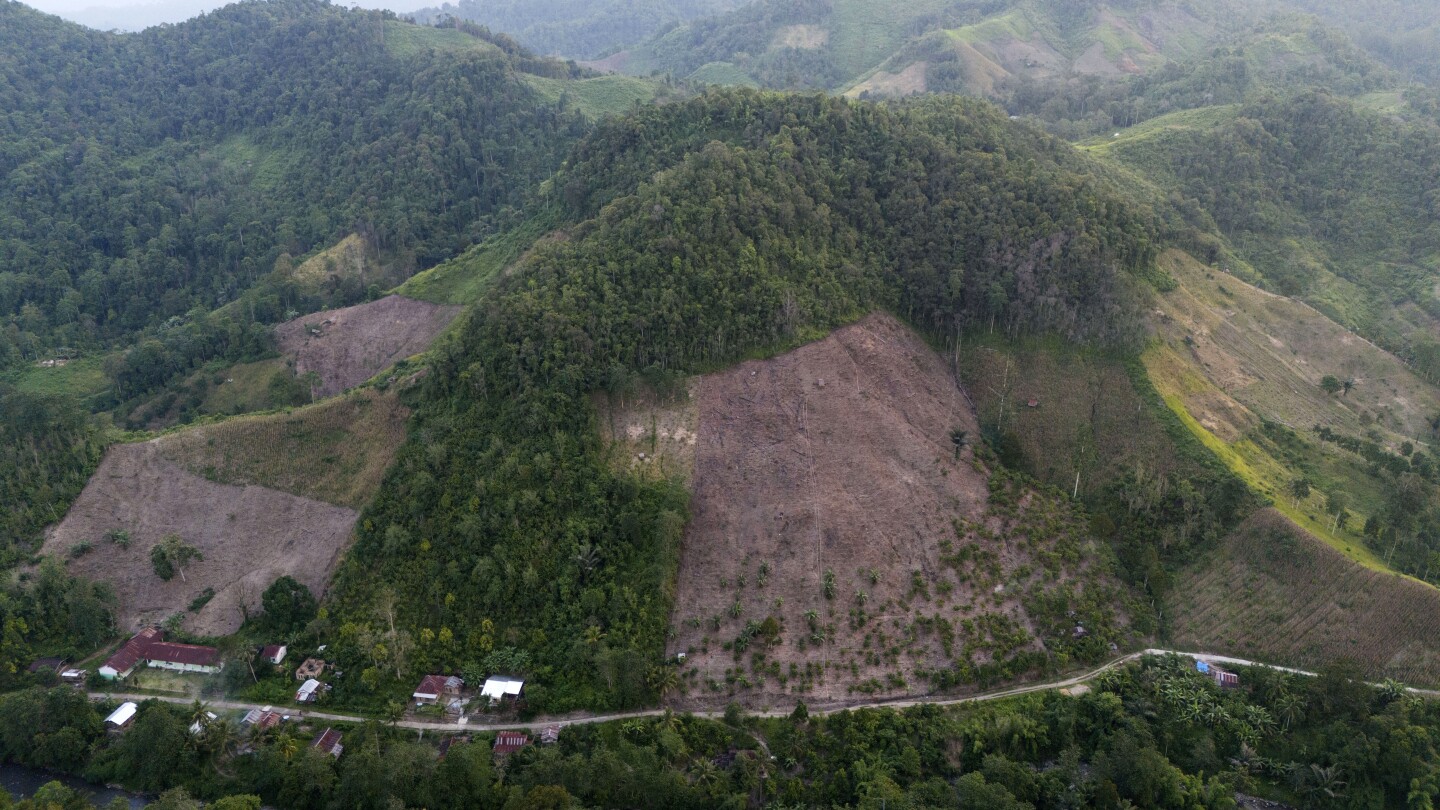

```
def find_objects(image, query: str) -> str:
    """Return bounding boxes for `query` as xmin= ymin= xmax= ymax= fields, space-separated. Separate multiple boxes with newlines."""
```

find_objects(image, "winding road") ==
xmin=87 ymin=648 xmax=1437 ymax=733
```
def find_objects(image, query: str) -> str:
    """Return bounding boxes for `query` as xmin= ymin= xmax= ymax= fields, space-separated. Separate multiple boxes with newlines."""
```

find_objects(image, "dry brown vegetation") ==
xmin=274 ymin=295 xmax=462 ymax=398
xmin=1153 ymin=249 xmax=1440 ymax=442
xmin=1170 ymin=509 xmax=1440 ymax=686
xmin=154 ymin=388 xmax=409 ymax=509
xmin=42 ymin=441 xmax=358 ymax=636
xmin=665 ymin=314 xmax=1130 ymax=707
xmin=958 ymin=338 xmax=1184 ymax=497
xmin=845 ymin=62 xmax=929 ymax=98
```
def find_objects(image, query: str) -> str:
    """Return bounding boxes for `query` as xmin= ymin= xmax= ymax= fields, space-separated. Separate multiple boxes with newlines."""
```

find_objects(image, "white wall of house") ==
xmin=147 ymin=660 xmax=221 ymax=674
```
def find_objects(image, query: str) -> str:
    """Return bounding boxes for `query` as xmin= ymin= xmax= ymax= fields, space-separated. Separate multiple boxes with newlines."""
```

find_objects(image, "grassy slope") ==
xmin=393 ymin=219 xmax=549 ymax=305
xmin=957 ymin=336 xmax=1189 ymax=497
xmin=1142 ymin=249 xmax=1440 ymax=575
xmin=153 ymin=388 xmax=409 ymax=510
xmin=827 ymin=0 xmax=953 ymax=79
xmin=0 ymin=356 xmax=109 ymax=402
xmin=381 ymin=20 xmax=502 ymax=58
xmin=520 ymin=74 xmax=661 ymax=119
xmin=1171 ymin=509 xmax=1440 ymax=685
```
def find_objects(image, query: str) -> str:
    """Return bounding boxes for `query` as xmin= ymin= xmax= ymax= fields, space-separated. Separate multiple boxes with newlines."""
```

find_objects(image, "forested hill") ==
xmin=0 ymin=0 xmax=594 ymax=365
xmin=0 ymin=0 xmax=638 ymax=551
xmin=327 ymin=90 xmax=1163 ymax=713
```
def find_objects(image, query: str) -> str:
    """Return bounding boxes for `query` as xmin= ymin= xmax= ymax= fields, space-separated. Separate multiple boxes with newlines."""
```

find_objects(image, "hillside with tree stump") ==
xmin=665 ymin=313 xmax=1138 ymax=708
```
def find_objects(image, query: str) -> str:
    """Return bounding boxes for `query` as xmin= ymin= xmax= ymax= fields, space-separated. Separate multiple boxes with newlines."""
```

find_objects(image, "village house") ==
xmin=242 ymin=707 xmax=283 ymax=730
xmin=1196 ymin=660 xmax=1240 ymax=688
xmin=312 ymin=727 xmax=343 ymax=758
xmin=539 ymin=726 xmax=561 ymax=745
xmin=189 ymin=711 xmax=218 ymax=736
xmin=261 ymin=644 xmax=287 ymax=665
xmin=480 ymin=675 xmax=524 ymax=707
xmin=492 ymin=730 xmax=530 ymax=758
xmin=99 ymin=628 xmax=222 ymax=678
xmin=98 ymin=627 xmax=161 ymax=679
xmin=105 ymin=702 xmax=138 ymax=731
xmin=413 ymin=674 xmax=464 ymax=706
xmin=296 ymin=678 xmax=325 ymax=703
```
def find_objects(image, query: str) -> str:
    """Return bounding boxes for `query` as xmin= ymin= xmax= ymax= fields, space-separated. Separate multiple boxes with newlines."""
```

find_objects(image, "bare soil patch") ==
xmin=43 ymin=441 xmax=358 ymax=636
xmin=772 ymin=24 xmax=828 ymax=50
xmin=846 ymin=61 xmax=928 ymax=98
xmin=1171 ymin=509 xmax=1440 ymax=686
xmin=667 ymin=314 xmax=1127 ymax=708
xmin=578 ymin=51 xmax=631 ymax=74
xmin=1153 ymin=249 xmax=1440 ymax=441
xmin=274 ymin=295 xmax=461 ymax=398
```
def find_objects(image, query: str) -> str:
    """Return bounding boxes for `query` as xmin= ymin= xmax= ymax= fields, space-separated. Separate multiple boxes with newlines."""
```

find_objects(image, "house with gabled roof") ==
xmin=312 ymin=727 xmax=343 ymax=758
xmin=413 ymin=674 xmax=463 ymax=705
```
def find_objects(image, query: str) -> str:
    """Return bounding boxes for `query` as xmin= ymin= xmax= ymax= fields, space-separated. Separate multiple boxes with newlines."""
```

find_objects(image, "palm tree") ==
xmin=203 ymin=718 xmax=240 ymax=775
xmin=274 ymin=732 xmax=300 ymax=763
xmin=648 ymin=666 xmax=681 ymax=698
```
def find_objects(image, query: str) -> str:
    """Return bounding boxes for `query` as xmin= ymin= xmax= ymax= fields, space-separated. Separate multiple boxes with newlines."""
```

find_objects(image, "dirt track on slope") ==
xmin=668 ymin=313 xmax=991 ymax=705
xmin=274 ymin=295 xmax=461 ymax=397
xmin=43 ymin=442 xmax=358 ymax=635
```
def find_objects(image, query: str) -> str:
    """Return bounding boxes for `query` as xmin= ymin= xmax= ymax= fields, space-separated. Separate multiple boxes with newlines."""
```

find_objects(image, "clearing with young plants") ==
xmin=666 ymin=314 xmax=1139 ymax=708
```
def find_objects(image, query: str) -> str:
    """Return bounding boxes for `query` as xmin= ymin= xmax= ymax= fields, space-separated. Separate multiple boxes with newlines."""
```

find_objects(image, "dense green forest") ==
xmin=406 ymin=0 xmax=743 ymax=60
xmin=4 ymin=655 xmax=1440 ymax=808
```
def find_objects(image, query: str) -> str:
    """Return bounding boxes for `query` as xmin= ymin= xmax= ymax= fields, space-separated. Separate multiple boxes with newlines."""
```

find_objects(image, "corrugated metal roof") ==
xmin=105 ymin=702 xmax=137 ymax=726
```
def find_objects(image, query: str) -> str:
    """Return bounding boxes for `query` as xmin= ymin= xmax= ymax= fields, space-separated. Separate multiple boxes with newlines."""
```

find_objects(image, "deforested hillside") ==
xmin=668 ymin=314 xmax=1136 ymax=706
xmin=0 ymin=0 xmax=643 ymax=549
xmin=325 ymin=90 xmax=1165 ymax=713
xmin=41 ymin=388 xmax=408 ymax=634
xmin=1172 ymin=509 xmax=1440 ymax=685
xmin=1101 ymin=91 xmax=1440 ymax=383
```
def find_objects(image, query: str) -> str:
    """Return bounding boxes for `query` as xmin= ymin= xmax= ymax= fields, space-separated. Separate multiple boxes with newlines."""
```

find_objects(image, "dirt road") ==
xmin=89 ymin=649 xmax=1435 ymax=733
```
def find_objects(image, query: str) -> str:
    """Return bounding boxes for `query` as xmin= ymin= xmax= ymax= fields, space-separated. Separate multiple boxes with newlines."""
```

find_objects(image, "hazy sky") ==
xmin=22 ymin=0 xmax=429 ymax=31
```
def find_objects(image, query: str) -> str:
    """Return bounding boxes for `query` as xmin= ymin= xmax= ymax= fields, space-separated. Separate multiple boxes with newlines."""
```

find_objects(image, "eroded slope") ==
xmin=43 ymin=442 xmax=357 ymax=636
xmin=274 ymin=295 xmax=462 ymax=398
xmin=667 ymin=314 xmax=1131 ymax=707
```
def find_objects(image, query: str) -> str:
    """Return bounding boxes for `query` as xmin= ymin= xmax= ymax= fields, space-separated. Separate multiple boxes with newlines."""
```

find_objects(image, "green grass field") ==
xmin=199 ymin=358 xmax=289 ymax=416
xmin=686 ymin=62 xmax=760 ymax=88
xmin=395 ymin=219 xmax=547 ymax=305
xmin=1 ymin=355 xmax=110 ymax=401
xmin=156 ymin=388 xmax=409 ymax=509
xmin=521 ymin=74 xmax=660 ymax=119
xmin=382 ymin=21 xmax=501 ymax=59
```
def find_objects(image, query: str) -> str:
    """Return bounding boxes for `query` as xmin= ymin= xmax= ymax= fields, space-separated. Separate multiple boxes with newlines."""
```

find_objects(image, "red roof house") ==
xmin=493 ymin=731 xmax=530 ymax=756
xmin=312 ymin=727 xmax=344 ymax=758
xmin=413 ymin=674 xmax=463 ymax=705
xmin=145 ymin=641 xmax=222 ymax=673
xmin=99 ymin=628 xmax=162 ymax=679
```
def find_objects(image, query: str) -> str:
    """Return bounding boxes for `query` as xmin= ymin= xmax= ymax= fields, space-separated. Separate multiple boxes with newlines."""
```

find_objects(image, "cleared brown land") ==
xmin=154 ymin=388 xmax=408 ymax=510
xmin=667 ymin=313 xmax=1126 ymax=707
xmin=845 ymin=62 xmax=928 ymax=98
xmin=42 ymin=441 xmax=358 ymax=636
xmin=1154 ymin=249 xmax=1440 ymax=442
xmin=1170 ymin=509 xmax=1440 ymax=686
xmin=274 ymin=295 xmax=461 ymax=398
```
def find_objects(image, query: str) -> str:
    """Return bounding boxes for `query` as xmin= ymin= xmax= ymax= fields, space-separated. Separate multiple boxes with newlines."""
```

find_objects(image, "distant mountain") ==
xmin=607 ymin=0 xmax=1255 ymax=94
xmin=405 ymin=0 xmax=745 ymax=60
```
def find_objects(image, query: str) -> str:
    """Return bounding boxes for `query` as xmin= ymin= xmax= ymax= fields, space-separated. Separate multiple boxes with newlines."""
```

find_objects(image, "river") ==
xmin=0 ymin=764 xmax=146 ymax=807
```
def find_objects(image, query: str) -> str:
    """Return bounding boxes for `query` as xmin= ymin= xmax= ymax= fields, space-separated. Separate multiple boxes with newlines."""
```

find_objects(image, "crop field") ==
xmin=1 ymin=355 xmax=109 ymax=401
xmin=1170 ymin=509 xmax=1440 ymax=686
